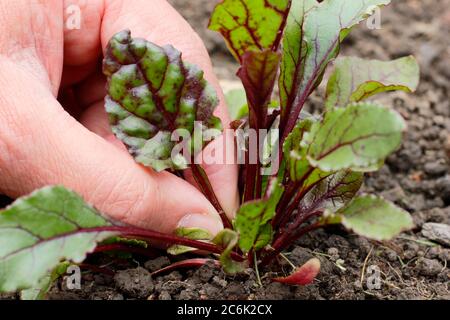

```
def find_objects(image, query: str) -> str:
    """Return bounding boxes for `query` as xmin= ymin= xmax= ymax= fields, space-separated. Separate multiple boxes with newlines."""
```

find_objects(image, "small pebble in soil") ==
xmin=90 ymin=290 xmax=124 ymax=300
xmin=114 ymin=267 xmax=154 ymax=299
xmin=327 ymin=247 xmax=340 ymax=261
xmin=422 ymin=222 xmax=450 ymax=247
xmin=144 ymin=256 xmax=171 ymax=272
xmin=178 ymin=287 xmax=199 ymax=300
xmin=258 ymin=282 xmax=293 ymax=300
xmin=159 ymin=291 xmax=172 ymax=300
xmin=160 ymin=280 xmax=186 ymax=295
xmin=193 ymin=262 xmax=217 ymax=282
xmin=415 ymin=258 xmax=444 ymax=276
xmin=383 ymin=248 xmax=399 ymax=262
xmin=424 ymin=162 xmax=448 ymax=176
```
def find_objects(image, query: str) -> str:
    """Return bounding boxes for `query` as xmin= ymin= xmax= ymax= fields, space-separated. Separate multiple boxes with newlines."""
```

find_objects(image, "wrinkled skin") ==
xmin=0 ymin=0 xmax=238 ymax=234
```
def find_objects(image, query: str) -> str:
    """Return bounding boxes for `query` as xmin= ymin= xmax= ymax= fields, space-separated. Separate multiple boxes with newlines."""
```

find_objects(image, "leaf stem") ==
xmin=190 ymin=163 xmax=232 ymax=229
xmin=94 ymin=244 xmax=159 ymax=259
xmin=88 ymin=225 xmax=244 ymax=262
xmin=261 ymin=214 xmax=323 ymax=266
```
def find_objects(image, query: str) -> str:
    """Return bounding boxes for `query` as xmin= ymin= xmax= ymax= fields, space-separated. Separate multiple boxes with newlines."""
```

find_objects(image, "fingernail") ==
xmin=177 ymin=213 xmax=223 ymax=236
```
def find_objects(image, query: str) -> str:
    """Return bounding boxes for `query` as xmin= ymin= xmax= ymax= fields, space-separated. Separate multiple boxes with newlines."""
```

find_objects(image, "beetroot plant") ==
xmin=0 ymin=0 xmax=420 ymax=298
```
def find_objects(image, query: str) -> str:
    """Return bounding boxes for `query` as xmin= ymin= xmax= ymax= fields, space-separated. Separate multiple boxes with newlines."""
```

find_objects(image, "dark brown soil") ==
xmin=1 ymin=0 xmax=449 ymax=300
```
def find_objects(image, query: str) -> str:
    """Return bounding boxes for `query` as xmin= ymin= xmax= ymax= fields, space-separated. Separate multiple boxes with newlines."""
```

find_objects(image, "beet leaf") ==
xmin=208 ymin=0 xmax=291 ymax=62
xmin=304 ymin=103 xmax=405 ymax=172
xmin=326 ymin=56 xmax=420 ymax=109
xmin=0 ymin=186 xmax=118 ymax=293
xmin=322 ymin=195 xmax=414 ymax=241
xmin=103 ymin=30 xmax=222 ymax=172
xmin=280 ymin=0 xmax=391 ymax=139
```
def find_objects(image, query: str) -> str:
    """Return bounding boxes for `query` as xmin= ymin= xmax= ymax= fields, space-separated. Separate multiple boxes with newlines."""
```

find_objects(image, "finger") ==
xmin=0 ymin=57 xmax=223 ymax=235
xmin=0 ymin=0 xmax=64 ymax=95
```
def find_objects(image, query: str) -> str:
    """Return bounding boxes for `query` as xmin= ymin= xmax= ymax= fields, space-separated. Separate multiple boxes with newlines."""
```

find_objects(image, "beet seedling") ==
xmin=0 ymin=0 xmax=419 ymax=298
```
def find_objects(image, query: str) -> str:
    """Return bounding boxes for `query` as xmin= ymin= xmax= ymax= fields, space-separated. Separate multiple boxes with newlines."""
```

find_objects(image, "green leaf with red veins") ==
xmin=0 ymin=186 xmax=118 ymax=293
xmin=304 ymin=103 xmax=405 ymax=172
xmin=283 ymin=117 xmax=333 ymax=193
xmin=208 ymin=0 xmax=291 ymax=62
xmin=253 ymin=223 xmax=273 ymax=251
xmin=237 ymin=49 xmax=281 ymax=128
xmin=324 ymin=195 xmax=414 ymax=241
xmin=212 ymin=229 xmax=245 ymax=274
xmin=326 ymin=56 xmax=420 ymax=109
xmin=103 ymin=30 xmax=222 ymax=172
xmin=20 ymin=262 xmax=69 ymax=300
xmin=300 ymin=170 xmax=363 ymax=213
xmin=167 ymin=227 xmax=213 ymax=256
xmin=280 ymin=0 xmax=391 ymax=135
xmin=235 ymin=181 xmax=284 ymax=253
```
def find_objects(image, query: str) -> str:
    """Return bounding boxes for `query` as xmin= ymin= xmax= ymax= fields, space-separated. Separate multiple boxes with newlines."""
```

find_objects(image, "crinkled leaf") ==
xmin=0 ymin=186 xmax=117 ymax=293
xmin=167 ymin=227 xmax=213 ymax=256
xmin=272 ymin=257 xmax=320 ymax=285
xmin=225 ymin=88 xmax=249 ymax=120
xmin=326 ymin=56 xmax=420 ymax=109
xmin=305 ymin=103 xmax=405 ymax=172
xmin=213 ymin=229 xmax=245 ymax=274
xmin=209 ymin=0 xmax=291 ymax=61
xmin=280 ymin=0 xmax=390 ymax=123
xmin=326 ymin=196 xmax=414 ymax=241
xmin=235 ymin=183 xmax=283 ymax=253
xmin=301 ymin=170 xmax=363 ymax=213
xmin=20 ymin=262 xmax=69 ymax=300
xmin=103 ymin=30 xmax=222 ymax=172
xmin=237 ymin=49 xmax=281 ymax=128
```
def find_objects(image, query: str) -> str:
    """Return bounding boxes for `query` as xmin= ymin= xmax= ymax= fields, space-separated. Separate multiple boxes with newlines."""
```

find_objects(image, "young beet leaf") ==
xmin=0 ymin=186 xmax=247 ymax=298
xmin=103 ymin=30 xmax=230 ymax=226
xmin=208 ymin=0 xmax=291 ymax=62
xmin=0 ymin=187 xmax=118 ymax=293
xmin=280 ymin=0 xmax=392 ymax=139
xmin=322 ymin=195 xmax=414 ymax=241
xmin=209 ymin=0 xmax=291 ymax=129
xmin=304 ymin=103 xmax=406 ymax=172
xmin=103 ymin=30 xmax=222 ymax=172
xmin=325 ymin=56 xmax=420 ymax=109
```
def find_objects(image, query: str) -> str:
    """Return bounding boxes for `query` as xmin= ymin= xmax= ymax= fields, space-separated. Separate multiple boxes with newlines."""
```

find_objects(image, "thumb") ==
xmin=0 ymin=57 xmax=223 ymax=235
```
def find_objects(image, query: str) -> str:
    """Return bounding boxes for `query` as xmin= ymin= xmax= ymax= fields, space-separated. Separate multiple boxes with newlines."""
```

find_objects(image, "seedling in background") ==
xmin=0 ymin=0 xmax=419 ymax=299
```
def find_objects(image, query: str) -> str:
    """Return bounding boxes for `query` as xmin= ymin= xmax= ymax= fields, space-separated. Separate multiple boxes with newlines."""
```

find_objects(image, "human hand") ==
xmin=0 ymin=0 xmax=238 ymax=235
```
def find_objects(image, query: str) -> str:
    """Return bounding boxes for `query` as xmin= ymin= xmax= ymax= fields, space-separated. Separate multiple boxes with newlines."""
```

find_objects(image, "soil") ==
xmin=1 ymin=0 xmax=449 ymax=300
